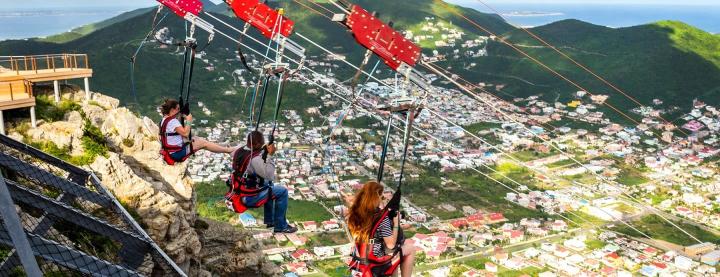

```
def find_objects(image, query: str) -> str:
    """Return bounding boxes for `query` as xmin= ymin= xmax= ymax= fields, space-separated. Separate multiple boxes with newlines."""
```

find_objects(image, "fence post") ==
xmin=84 ymin=77 xmax=90 ymax=103
xmin=30 ymin=107 xmax=36 ymax=128
xmin=53 ymin=80 xmax=60 ymax=103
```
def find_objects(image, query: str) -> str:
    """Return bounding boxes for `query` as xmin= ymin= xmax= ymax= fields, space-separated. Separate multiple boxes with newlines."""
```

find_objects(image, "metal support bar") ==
xmin=0 ymin=135 xmax=89 ymax=178
xmin=84 ymin=77 xmax=90 ymax=103
xmin=0 ymin=111 xmax=4 ymax=136
xmin=376 ymin=116 xmax=394 ymax=182
xmin=395 ymin=108 xmax=418 ymax=188
xmin=0 ymin=178 xmax=42 ymax=276
xmin=0 ymin=193 xmax=72 ymax=272
xmin=53 ymin=80 xmax=60 ymax=103
xmin=89 ymin=173 xmax=187 ymax=276
xmin=29 ymin=107 xmax=36 ymax=128
xmin=0 ymin=152 xmax=112 ymax=208
xmin=0 ymin=133 xmax=185 ymax=276
xmin=0 ymin=225 xmax=142 ymax=277
xmin=4 ymin=179 xmax=150 ymax=253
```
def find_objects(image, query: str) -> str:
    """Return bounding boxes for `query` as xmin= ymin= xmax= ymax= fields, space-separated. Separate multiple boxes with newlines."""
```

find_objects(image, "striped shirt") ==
xmin=372 ymin=216 xmax=393 ymax=257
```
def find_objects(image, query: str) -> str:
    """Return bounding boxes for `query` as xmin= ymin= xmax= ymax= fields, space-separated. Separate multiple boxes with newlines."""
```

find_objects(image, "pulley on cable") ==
xmin=214 ymin=0 xmax=308 ymax=160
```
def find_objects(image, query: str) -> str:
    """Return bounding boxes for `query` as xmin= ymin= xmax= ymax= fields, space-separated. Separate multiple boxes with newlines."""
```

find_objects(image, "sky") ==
xmin=3 ymin=0 xmax=719 ymax=10
xmin=450 ymin=0 xmax=719 ymax=4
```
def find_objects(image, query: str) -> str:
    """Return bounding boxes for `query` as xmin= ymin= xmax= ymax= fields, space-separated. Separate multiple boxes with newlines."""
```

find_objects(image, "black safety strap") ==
xmin=176 ymin=41 xmax=198 ymax=143
xmin=177 ymin=43 xmax=190 ymax=110
xmin=237 ymin=46 xmax=253 ymax=71
xmin=253 ymin=74 xmax=273 ymax=131
xmin=376 ymin=115 xmax=394 ymax=183
xmin=377 ymin=108 xmax=419 ymax=217
xmin=262 ymin=70 xmax=289 ymax=162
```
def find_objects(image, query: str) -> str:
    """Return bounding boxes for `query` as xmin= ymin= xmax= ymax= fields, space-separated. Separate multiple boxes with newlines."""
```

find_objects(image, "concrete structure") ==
xmin=0 ymin=54 xmax=92 ymax=134
xmin=701 ymin=250 xmax=720 ymax=266
xmin=685 ymin=242 xmax=716 ymax=257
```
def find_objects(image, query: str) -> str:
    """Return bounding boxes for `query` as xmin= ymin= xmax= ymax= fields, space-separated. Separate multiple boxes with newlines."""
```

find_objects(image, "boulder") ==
xmin=90 ymin=153 xmax=201 ymax=271
xmin=25 ymin=90 xmax=277 ymax=276
xmin=198 ymin=220 xmax=282 ymax=276
xmin=27 ymin=119 xmax=83 ymax=150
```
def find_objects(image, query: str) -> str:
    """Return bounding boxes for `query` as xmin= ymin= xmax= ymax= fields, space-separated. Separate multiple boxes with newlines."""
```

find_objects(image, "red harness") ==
xmin=159 ymin=116 xmax=193 ymax=165
xmin=348 ymin=209 xmax=404 ymax=277
xmin=225 ymin=149 xmax=274 ymax=213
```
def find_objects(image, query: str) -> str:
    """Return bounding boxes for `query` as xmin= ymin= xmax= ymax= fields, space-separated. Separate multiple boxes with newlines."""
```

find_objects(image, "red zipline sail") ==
xmin=344 ymin=5 xmax=421 ymax=70
xmin=157 ymin=0 xmax=204 ymax=17
xmin=227 ymin=0 xmax=295 ymax=39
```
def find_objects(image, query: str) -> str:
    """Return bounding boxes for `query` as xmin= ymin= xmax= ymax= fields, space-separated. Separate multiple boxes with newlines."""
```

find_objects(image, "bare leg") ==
xmin=191 ymin=137 xmax=234 ymax=154
xmin=400 ymin=244 xmax=415 ymax=277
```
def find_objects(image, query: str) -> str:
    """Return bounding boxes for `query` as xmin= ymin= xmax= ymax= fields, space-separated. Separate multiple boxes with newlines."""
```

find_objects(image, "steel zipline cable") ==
xmin=152 ymin=4 xmax=698 ymax=243
xmin=298 ymin=0 xmax=702 ymax=243
xmin=470 ymin=0 xmax=690 ymax=137
xmin=197 ymin=13 xmax=653 ymax=239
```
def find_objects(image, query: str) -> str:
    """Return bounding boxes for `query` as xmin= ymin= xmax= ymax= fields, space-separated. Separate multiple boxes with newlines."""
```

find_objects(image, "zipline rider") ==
xmin=159 ymin=99 xmax=238 ymax=164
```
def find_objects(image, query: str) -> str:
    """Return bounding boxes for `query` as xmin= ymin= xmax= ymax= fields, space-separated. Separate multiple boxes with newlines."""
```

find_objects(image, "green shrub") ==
xmin=28 ymin=119 xmax=108 ymax=166
xmin=35 ymin=96 xmax=80 ymax=122
xmin=30 ymin=141 xmax=71 ymax=160
xmin=122 ymin=138 xmax=135 ymax=148
xmin=88 ymin=100 xmax=107 ymax=110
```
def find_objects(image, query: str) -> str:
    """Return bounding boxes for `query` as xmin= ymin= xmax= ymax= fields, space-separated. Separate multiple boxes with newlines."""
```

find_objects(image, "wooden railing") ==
xmin=0 ymin=54 xmax=90 ymax=75
xmin=0 ymin=80 xmax=33 ymax=102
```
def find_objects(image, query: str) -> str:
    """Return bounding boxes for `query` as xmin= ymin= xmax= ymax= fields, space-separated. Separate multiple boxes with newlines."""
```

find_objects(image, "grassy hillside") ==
xmin=0 ymin=0 xmax=510 ymax=123
xmin=446 ymin=19 xmax=720 ymax=123
xmin=1 ymin=0 xmax=719 ymax=125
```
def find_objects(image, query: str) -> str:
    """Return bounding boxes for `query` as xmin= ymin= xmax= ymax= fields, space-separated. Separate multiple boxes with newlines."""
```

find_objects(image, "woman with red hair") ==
xmin=347 ymin=181 xmax=415 ymax=277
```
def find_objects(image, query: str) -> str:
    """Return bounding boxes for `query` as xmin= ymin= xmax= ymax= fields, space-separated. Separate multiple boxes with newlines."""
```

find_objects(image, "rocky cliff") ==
xmin=9 ymin=88 xmax=280 ymax=276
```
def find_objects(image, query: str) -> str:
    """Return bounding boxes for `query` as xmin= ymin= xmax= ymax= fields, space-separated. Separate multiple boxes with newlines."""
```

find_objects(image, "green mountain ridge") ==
xmin=0 ymin=0 xmax=718 ymax=124
xmin=514 ymin=19 xmax=720 ymax=110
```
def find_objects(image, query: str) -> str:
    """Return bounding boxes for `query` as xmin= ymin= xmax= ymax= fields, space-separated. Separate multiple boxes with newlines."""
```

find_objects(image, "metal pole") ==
xmin=0 ymin=111 xmax=4 ymax=136
xmin=30 ymin=107 xmax=36 ymax=128
xmin=376 ymin=115 xmax=394 ymax=183
xmin=396 ymin=109 xmax=416 ymax=189
xmin=254 ymin=75 xmax=272 ymax=131
xmin=84 ymin=77 xmax=90 ymax=103
xmin=0 ymin=177 xmax=42 ymax=276
xmin=53 ymin=80 xmax=60 ymax=103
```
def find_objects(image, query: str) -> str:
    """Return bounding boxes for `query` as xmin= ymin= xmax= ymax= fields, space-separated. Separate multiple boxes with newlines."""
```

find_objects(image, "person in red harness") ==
xmin=231 ymin=130 xmax=297 ymax=233
xmin=347 ymin=181 xmax=415 ymax=277
xmin=159 ymin=99 xmax=237 ymax=164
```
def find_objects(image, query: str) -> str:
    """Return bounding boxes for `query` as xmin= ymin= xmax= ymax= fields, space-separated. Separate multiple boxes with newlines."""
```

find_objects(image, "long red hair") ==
xmin=347 ymin=181 xmax=384 ymax=243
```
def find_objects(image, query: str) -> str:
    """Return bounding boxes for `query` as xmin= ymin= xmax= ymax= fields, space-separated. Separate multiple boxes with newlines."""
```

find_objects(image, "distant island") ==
xmin=502 ymin=11 xmax=564 ymax=17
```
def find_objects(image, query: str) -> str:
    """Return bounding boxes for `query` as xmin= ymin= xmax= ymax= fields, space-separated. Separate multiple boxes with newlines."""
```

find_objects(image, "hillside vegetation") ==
xmin=452 ymin=19 xmax=720 ymax=121
xmin=0 ymin=0 xmax=718 ymax=124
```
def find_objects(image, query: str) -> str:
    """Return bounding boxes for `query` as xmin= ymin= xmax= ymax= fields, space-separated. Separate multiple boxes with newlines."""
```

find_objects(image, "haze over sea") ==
xmin=0 ymin=2 xmax=719 ymax=41
xmin=451 ymin=2 xmax=720 ymax=33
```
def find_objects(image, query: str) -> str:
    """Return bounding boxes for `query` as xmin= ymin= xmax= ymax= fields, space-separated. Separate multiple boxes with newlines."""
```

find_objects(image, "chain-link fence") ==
xmin=0 ymin=134 xmax=185 ymax=276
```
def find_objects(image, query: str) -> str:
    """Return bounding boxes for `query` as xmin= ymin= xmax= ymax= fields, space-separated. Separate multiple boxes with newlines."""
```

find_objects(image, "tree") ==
xmin=415 ymin=251 xmax=426 ymax=264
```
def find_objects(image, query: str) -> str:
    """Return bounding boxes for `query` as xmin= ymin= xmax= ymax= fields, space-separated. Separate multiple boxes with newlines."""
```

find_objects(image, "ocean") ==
xmin=450 ymin=1 xmax=720 ymax=33
xmin=0 ymin=6 xmax=144 ymax=40
xmin=0 ymin=3 xmax=719 ymax=41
